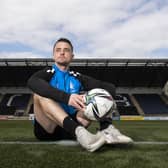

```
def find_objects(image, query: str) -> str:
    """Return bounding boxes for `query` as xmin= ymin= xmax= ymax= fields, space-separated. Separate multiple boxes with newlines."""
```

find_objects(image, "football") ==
xmin=83 ymin=88 xmax=114 ymax=121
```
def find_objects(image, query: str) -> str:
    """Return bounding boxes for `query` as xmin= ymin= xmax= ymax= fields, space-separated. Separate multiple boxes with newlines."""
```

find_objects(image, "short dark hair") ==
xmin=53 ymin=38 xmax=73 ymax=53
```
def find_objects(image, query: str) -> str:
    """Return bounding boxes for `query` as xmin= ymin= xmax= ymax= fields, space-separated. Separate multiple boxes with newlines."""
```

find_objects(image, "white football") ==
xmin=83 ymin=88 xmax=114 ymax=121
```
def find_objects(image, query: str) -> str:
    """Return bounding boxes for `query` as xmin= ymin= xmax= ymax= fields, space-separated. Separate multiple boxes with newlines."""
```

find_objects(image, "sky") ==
xmin=0 ymin=0 xmax=168 ymax=59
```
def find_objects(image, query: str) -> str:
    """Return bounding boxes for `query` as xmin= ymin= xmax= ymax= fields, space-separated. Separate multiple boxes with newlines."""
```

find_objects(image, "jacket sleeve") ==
xmin=78 ymin=73 xmax=116 ymax=98
xmin=27 ymin=67 xmax=70 ymax=104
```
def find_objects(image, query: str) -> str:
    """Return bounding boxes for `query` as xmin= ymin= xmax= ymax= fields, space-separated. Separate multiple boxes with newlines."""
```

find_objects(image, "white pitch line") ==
xmin=133 ymin=141 xmax=168 ymax=145
xmin=0 ymin=140 xmax=79 ymax=146
xmin=0 ymin=141 xmax=168 ymax=145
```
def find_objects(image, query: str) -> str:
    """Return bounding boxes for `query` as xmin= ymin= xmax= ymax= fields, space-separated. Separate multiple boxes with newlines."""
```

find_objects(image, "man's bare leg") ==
xmin=34 ymin=94 xmax=68 ymax=133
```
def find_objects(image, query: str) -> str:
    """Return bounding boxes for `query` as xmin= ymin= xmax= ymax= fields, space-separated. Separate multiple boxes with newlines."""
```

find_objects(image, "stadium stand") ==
xmin=115 ymin=94 xmax=139 ymax=116
xmin=0 ymin=94 xmax=32 ymax=116
xmin=134 ymin=94 xmax=168 ymax=115
xmin=0 ymin=58 xmax=167 ymax=120
xmin=133 ymin=94 xmax=168 ymax=115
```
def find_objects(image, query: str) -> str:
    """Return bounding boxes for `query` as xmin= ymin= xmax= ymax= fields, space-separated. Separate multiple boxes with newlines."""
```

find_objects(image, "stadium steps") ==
xmin=24 ymin=95 xmax=33 ymax=115
xmin=129 ymin=94 xmax=144 ymax=116
xmin=160 ymin=94 xmax=168 ymax=105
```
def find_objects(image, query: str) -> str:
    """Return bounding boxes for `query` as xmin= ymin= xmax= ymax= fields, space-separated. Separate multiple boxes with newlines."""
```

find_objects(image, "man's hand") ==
xmin=68 ymin=94 xmax=85 ymax=111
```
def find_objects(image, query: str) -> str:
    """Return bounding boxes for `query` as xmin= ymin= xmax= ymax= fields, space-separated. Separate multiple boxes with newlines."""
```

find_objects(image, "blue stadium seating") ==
xmin=0 ymin=94 xmax=31 ymax=115
xmin=115 ymin=94 xmax=139 ymax=115
xmin=133 ymin=94 xmax=168 ymax=115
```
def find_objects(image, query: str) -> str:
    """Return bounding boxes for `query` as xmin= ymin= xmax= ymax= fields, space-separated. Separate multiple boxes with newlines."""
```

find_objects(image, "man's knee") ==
xmin=33 ymin=94 xmax=52 ymax=104
xmin=34 ymin=94 xmax=46 ymax=101
xmin=33 ymin=94 xmax=42 ymax=103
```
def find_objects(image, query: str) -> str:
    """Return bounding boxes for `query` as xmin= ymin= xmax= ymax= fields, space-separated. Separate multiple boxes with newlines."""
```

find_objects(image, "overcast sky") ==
xmin=0 ymin=0 xmax=168 ymax=59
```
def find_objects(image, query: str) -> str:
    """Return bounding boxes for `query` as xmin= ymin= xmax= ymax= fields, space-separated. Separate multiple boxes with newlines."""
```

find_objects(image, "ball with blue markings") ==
xmin=83 ymin=88 xmax=114 ymax=121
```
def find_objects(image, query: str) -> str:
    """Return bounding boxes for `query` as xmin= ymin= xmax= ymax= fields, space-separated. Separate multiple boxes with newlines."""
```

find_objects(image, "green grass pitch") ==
xmin=0 ymin=120 xmax=168 ymax=168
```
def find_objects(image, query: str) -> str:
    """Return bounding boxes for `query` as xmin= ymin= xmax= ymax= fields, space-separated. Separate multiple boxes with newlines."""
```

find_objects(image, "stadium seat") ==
xmin=115 ymin=94 xmax=139 ymax=116
xmin=133 ymin=94 xmax=168 ymax=115
xmin=0 ymin=94 xmax=31 ymax=116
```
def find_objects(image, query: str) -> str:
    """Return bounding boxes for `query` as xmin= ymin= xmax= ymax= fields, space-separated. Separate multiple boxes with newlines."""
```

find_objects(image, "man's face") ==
xmin=53 ymin=42 xmax=74 ymax=66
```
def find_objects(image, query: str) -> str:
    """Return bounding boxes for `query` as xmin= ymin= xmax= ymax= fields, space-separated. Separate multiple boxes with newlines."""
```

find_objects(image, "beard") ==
xmin=57 ymin=61 xmax=69 ymax=66
xmin=54 ymin=54 xmax=73 ymax=67
xmin=56 ymin=57 xmax=71 ymax=67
